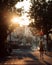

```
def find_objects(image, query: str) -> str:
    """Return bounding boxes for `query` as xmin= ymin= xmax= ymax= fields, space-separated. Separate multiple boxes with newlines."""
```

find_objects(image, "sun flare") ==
xmin=11 ymin=17 xmax=18 ymax=23
xmin=13 ymin=0 xmax=32 ymax=27
xmin=11 ymin=14 xmax=31 ymax=27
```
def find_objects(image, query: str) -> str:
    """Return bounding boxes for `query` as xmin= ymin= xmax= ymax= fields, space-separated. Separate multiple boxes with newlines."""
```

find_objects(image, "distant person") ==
xmin=39 ymin=41 xmax=44 ymax=60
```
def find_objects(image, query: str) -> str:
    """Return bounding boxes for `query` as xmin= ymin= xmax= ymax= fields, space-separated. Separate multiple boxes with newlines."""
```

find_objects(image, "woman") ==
xmin=39 ymin=41 xmax=44 ymax=59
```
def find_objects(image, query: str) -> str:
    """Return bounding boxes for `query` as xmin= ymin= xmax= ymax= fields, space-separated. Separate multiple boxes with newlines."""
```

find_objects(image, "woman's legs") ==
xmin=40 ymin=51 xmax=44 ymax=60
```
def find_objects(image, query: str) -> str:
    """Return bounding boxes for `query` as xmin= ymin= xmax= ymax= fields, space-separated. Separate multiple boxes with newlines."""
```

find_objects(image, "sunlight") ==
xmin=14 ymin=0 xmax=32 ymax=27
xmin=23 ymin=0 xmax=31 ymax=12
xmin=46 ymin=0 xmax=49 ymax=2
xmin=15 ymin=2 xmax=23 ymax=9
xmin=15 ymin=0 xmax=31 ymax=12
xmin=11 ymin=15 xmax=31 ymax=27
xmin=11 ymin=17 xmax=18 ymax=23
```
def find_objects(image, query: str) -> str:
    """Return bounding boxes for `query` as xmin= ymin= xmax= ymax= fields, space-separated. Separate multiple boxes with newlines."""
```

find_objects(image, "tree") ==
xmin=30 ymin=0 xmax=52 ymax=50
xmin=0 ymin=0 xmax=19 ymax=57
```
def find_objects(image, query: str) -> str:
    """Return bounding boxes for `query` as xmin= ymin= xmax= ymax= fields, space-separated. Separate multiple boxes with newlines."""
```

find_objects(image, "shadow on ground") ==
xmin=0 ymin=49 xmax=51 ymax=65
xmin=43 ymin=60 xmax=52 ymax=65
xmin=45 ymin=52 xmax=52 ymax=57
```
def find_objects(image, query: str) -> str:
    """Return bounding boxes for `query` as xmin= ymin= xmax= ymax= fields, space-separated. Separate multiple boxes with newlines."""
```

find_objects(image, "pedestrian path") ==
xmin=0 ymin=49 xmax=52 ymax=65
xmin=0 ymin=56 xmax=45 ymax=65
xmin=32 ymin=50 xmax=52 ymax=65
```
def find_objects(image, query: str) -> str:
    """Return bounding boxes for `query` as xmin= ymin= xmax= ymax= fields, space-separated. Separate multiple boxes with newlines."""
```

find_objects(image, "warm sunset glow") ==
xmin=14 ymin=0 xmax=32 ymax=27
xmin=11 ymin=17 xmax=18 ymax=23
xmin=11 ymin=15 xmax=31 ymax=27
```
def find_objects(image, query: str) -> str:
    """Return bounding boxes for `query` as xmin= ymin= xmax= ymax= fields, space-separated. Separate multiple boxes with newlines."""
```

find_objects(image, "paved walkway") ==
xmin=0 ymin=49 xmax=52 ymax=65
xmin=32 ymin=50 xmax=52 ymax=65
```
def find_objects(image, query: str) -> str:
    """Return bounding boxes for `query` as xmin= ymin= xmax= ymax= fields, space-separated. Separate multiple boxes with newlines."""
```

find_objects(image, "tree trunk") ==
xmin=46 ymin=33 xmax=51 ymax=51
xmin=0 ymin=28 xmax=8 ymax=57
xmin=46 ymin=33 xmax=49 ymax=51
xmin=0 ymin=40 xmax=8 ymax=57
